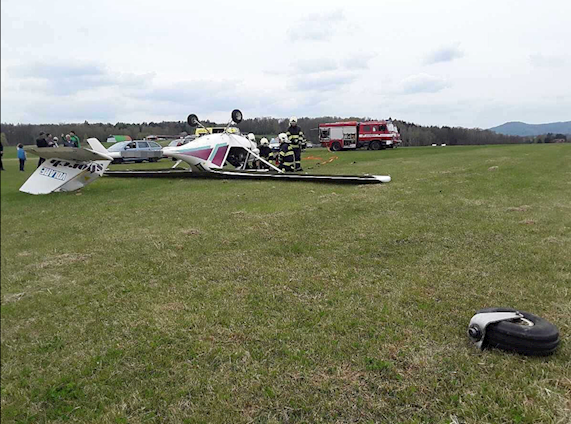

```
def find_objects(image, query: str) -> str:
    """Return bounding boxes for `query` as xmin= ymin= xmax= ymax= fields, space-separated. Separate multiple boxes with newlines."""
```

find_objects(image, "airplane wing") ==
xmin=20 ymin=143 xmax=112 ymax=195
xmin=24 ymin=146 xmax=113 ymax=161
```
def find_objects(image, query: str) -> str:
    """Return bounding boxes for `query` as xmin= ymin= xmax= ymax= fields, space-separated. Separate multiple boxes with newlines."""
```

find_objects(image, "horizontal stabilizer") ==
xmin=85 ymin=138 xmax=109 ymax=155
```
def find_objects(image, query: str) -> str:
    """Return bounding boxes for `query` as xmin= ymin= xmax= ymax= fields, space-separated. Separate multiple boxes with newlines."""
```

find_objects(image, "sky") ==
xmin=1 ymin=0 xmax=570 ymax=128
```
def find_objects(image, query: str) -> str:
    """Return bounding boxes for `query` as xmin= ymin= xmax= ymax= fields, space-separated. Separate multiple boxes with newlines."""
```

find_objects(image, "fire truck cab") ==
xmin=319 ymin=120 xmax=401 ymax=151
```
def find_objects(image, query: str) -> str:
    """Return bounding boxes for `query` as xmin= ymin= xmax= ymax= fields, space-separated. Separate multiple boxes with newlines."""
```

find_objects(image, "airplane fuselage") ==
xmin=162 ymin=132 xmax=258 ymax=171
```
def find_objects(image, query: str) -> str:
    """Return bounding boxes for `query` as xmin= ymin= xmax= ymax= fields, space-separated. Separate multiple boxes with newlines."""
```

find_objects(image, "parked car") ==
xmin=269 ymin=137 xmax=280 ymax=152
xmin=107 ymin=140 xmax=163 ymax=163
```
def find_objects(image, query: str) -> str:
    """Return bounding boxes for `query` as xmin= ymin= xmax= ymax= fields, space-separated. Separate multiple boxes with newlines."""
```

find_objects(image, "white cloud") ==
xmin=8 ymin=61 xmax=154 ymax=95
xmin=135 ymin=79 xmax=261 ymax=117
xmin=292 ymin=72 xmax=356 ymax=92
xmin=424 ymin=44 xmax=464 ymax=65
xmin=399 ymin=73 xmax=450 ymax=94
xmin=293 ymin=58 xmax=338 ymax=74
xmin=291 ymin=55 xmax=371 ymax=75
xmin=342 ymin=55 xmax=373 ymax=70
xmin=528 ymin=53 xmax=568 ymax=67
xmin=288 ymin=9 xmax=346 ymax=42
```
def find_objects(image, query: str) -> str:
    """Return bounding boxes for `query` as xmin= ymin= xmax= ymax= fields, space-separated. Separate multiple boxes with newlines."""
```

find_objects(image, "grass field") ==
xmin=1 ymin=144 xmax=570 ymax=423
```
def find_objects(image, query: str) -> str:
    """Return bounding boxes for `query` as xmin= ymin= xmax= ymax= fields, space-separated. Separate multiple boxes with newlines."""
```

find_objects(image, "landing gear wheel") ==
xmin=187 ymin=114 xmax=199 ymax=127
xmin=369 ymin=140 xmax=381 ymax=150
xmin=231 ymin=109 xmax=243 ymax=124
xmin=330 ymin=141 xmax=341 ymax=151
xmin=476 ymin=307 xmax=560 ymax=356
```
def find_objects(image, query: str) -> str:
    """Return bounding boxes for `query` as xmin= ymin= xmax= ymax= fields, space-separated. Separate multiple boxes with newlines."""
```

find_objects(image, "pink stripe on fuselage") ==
xmin=182 ymin=148 xmax=212 ymax=160
xmin=211 ymin=146 xmax=228 ymax=167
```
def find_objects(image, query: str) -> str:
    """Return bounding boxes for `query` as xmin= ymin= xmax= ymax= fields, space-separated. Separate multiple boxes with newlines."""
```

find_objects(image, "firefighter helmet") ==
xmin=260 ymin=137 xmax=269 ymax=146
xmin=278 ymin=132 xmax=288 ymax=143
xmin=247 ymin=133 xmax=256 ymax=142
xmin=289 ymin=116 xmax=297 ymax=125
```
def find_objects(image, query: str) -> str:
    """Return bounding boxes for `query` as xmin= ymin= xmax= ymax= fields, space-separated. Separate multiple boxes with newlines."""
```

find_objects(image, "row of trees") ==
xmin=393 ymin=120 xmax=525 ymax=146
xmin=1 ymin=117 xmax=563 ymax=147
xmin=533 ymin=133 xmax=568 ymax=143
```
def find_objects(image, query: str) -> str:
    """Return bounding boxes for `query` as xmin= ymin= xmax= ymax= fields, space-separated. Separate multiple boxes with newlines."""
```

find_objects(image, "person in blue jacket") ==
xmin=17 ymin=143 xmax=27 ymax=172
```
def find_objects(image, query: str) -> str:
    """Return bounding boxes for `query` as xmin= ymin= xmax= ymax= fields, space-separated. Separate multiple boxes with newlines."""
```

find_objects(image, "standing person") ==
xmin=278 ymin=132 xmax=295 ymax=172
xmin=17 ymin=143 xmax=27 ymax=172
xmin=46 ymin=133 xmax=55 ymax=147
xmin=36 ymin=132 xmax=48 ymax=167
xmin=63 ymin=135 xmax=74 ymax=147
xmin=258 ymin=138 xmax=271 ymax=169
xmin=52 ymin=136 xmax=59 ymax=147
xmin=1 ymin=140 xmax=4 ymax=171
xmin=69 ymin=130 xmax=81 ymax=148
xmin=286 ymin=116 xmax=305 ymax=171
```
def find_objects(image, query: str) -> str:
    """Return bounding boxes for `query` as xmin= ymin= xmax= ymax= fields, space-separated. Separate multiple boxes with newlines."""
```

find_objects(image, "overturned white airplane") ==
xmin=107 ymin=110 xmax=392 ymax=185
xmin=19 ymin=138 xmax=112 ymax=195
xmin=161 ymin=110 xmax=277 ymax=172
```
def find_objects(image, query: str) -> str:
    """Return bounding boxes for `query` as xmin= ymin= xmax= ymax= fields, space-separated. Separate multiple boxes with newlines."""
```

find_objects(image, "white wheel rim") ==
xmin=511 ymin=317 xmax=535 ymax=327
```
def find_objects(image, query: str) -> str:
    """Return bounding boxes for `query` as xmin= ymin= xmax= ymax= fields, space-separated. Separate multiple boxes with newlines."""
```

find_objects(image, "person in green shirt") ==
xmin=69 ymin=130 xmax=81 ymax=148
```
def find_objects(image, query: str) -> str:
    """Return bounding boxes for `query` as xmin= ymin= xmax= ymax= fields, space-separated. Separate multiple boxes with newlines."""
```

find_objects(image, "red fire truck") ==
xmin=319 ymin=120 xmax=401 ymax=151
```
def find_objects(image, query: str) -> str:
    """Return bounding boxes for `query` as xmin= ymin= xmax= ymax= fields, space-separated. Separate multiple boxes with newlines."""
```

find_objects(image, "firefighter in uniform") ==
xmin=259 ymin=137 xmax=271 ymax=168
xmin=286 ymin=116 xmax=305 ymax=171
xmin=278 ymin=132 xmax=295 ymax=172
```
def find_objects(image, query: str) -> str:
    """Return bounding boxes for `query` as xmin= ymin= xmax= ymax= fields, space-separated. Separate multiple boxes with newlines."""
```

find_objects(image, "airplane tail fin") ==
xmin=85 ymin=137 xmax=108 ymax=154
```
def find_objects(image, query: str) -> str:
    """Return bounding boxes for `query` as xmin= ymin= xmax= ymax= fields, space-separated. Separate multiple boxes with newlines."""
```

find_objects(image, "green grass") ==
xmin=1 ymin=145 xmax=570 ymax=423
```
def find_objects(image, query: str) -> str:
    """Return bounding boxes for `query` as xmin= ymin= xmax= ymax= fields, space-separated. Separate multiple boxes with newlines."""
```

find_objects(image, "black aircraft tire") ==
xmin=187 ymin=114 xmax=199 ymax=127
xmin=477 ymin=307 xmax=560 ymax=356
xmin=231 ymin=109 xmax=243 ymax=124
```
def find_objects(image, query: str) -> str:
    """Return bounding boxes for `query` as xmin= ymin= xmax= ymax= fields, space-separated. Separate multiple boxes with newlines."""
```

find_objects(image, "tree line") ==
xmin=0 ymin=117 xmax=554 ymax=147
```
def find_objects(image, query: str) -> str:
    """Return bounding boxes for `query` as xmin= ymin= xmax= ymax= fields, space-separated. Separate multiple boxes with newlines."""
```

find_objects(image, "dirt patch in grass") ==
xmin=543 ymin=236 xmax=565 ymax=244
xmin=180 ymin=228 xmax=202 ymax=236
xmin=156 ymin=302 xmax=186 ymax=312
xmin=33 ymin=253 xmax=92 ymax=270
xmin=2 ymin=292 xmax=27 ymax=303
xmin=507 ymin=205 xmax=531 ymax=212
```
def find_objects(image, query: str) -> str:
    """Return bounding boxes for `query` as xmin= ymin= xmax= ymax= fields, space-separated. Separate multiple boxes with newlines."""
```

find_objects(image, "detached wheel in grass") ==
xmin=478 ymin=307 xmax=560 ymax=356
xmin=330 ymin=141 xmax=341 ymax=151
xmin=369 ymin=140 xmax=381 ymax=150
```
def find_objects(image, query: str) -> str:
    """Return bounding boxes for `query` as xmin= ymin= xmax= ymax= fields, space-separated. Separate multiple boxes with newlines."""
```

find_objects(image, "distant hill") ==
xmin=489 ymin=121 xmax=571 ymax=136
